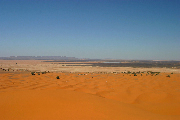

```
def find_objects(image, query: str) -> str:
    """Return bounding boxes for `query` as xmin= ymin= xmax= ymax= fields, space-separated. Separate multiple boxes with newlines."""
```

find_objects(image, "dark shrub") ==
xmin=31 ymin=72 xmax=35 ymax=75
xmin=56 ymin=76 xmax=60 ymax=79
xmin=166 ymin=75 xmax=170 ymax=78
xmin=42 ymin=72 xmax=46 ymax=74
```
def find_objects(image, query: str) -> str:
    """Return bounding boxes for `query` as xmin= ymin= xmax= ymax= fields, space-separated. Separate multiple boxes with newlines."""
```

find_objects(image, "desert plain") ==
xmin=0 ymin=60 xmax=180 ymax=120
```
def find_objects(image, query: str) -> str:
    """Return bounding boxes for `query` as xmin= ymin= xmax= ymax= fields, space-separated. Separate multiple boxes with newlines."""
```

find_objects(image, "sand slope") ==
xmin=0 ymin=71 xmax=180 ymax=120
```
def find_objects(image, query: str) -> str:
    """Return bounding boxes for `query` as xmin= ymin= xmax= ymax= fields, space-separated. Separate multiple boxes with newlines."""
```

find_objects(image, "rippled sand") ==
xmin=0 ymin=70 xmax=180 ymax=120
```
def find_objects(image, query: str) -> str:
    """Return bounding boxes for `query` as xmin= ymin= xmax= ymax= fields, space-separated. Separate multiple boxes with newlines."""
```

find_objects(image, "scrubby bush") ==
xmin=31 ymin=72 xmax=35 ymax=75
xmin=132 ymin=72 xmax=135 ymax=74
xmin=56 ymin=76 xmax=60 ymax=79
xmin=42 ymin=72 xmax=46 ymax=74
xmin=166 ymin=75 xmax=170 ymax=78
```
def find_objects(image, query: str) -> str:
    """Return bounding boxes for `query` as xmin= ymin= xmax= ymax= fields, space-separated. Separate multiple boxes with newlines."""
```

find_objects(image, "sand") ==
xmin=0 ymin=60 xmax=179 ymax=73
xmin=0 ymin=60 xmax=180 ymax=120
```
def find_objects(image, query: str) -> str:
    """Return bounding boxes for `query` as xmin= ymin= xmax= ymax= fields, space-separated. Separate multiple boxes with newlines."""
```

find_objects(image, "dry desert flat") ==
xmin=0 ymin=60 xmax=180 ymax=120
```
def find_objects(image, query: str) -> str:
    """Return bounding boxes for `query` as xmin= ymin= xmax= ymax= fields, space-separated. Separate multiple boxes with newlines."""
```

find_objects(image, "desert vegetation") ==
xmin=56 ymin=76 xmax=60 ymax=79
xmin=0 ymin=60 xmax=180 ymax=120
xmin=31 ymin=72 xmax=35 ymax=75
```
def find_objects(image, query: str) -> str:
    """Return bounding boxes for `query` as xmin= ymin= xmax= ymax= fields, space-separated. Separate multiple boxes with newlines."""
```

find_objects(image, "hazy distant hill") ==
xmin=0 ymin=56 xmax=78 ymax=60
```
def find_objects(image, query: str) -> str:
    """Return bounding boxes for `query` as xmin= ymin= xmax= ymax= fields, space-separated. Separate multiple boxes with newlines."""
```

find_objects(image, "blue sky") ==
xmin=0 ymin=0 xmax=180 ymax=60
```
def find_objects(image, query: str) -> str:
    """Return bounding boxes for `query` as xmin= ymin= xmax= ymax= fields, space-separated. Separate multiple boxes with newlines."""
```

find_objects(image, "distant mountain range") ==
xmin=0 ymin=56 xmax=79 ymax=60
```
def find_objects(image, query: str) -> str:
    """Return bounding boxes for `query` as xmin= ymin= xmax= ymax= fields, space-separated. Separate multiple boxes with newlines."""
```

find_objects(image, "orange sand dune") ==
xmin=0 ymin=71 xmax=180 ymax=120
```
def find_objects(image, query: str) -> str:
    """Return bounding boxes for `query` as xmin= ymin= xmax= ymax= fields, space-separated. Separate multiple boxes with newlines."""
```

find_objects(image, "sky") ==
xmin=0 ymin=0 xmax=180 ymax=60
